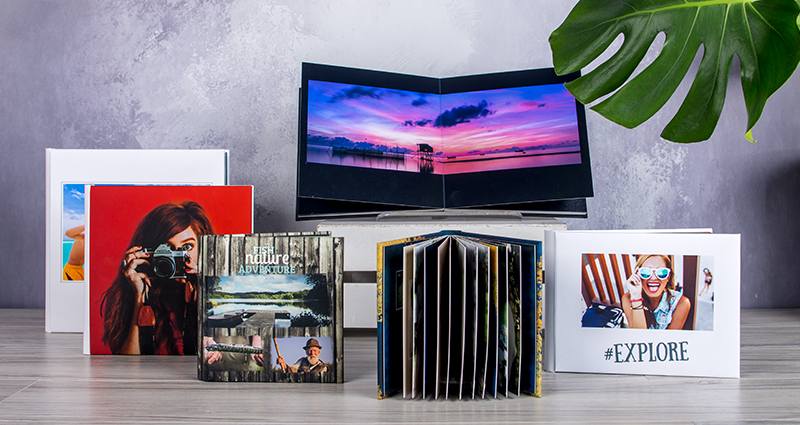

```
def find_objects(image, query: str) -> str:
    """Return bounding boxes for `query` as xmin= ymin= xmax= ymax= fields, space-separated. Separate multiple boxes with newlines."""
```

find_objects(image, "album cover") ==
xmin=45 ymin=148 xmax=229 ymax=333
xmin=544 ymin=230 xmax=740 ymax=378
xmin=198 ymin=232 xmax=344 ymax=383
xmin=84 ymin=184 xmax=253 ymax=355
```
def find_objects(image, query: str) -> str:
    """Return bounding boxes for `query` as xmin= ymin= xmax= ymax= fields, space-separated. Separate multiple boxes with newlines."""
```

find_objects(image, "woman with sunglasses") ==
xmin=621 ymin=254 xmax=691 ymax=329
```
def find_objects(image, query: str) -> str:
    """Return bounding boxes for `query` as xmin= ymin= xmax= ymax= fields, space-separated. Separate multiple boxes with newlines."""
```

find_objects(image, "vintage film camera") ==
xmin=137 ymin=244 xmax=189 ymax=279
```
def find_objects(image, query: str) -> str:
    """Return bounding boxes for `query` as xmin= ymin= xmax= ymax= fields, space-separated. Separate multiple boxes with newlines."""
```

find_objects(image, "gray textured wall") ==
xmin=2 ymin=1 xmax=799 ymax=309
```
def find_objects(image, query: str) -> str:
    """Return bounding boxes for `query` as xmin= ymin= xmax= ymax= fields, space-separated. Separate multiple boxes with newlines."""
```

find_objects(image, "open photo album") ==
xmin=377 ymin=231 xmax=543 ymax=400
xmin=296 ymin=63 xmax=593 ymax=219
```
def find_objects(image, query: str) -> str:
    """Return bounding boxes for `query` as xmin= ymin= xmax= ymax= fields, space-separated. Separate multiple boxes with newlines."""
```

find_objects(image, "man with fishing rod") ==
xmin=275 ymin=338 xmax=328 ymax=373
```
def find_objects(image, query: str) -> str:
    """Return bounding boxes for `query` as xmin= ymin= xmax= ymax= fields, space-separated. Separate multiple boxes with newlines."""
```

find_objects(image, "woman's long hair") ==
xmin=100 ymin=201 xmax=213 ymax=354
xmin=634 ymin=254 xmax=675 ymax=329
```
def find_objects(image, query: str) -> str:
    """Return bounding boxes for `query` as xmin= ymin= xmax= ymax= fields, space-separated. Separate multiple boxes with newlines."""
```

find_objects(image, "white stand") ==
xmin=318 ymin=215 xmax=566 ymax=328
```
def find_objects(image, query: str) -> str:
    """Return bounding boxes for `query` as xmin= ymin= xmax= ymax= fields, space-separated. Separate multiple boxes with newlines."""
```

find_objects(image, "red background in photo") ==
xmin=88 ymin=185 xmax=253 ymax=354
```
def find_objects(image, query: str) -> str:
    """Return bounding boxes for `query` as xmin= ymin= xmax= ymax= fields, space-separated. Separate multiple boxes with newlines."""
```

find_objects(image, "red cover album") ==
xmin=86 ymin=185 xmax=253 ymax=355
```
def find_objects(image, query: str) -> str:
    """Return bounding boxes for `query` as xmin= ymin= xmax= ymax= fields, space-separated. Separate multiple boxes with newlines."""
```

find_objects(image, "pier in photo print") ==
xmin=305 ymin=80 xmax=581 ymax=175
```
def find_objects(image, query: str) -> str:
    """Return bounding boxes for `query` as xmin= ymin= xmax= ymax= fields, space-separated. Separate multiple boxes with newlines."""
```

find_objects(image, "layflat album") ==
xmin=296 ymin=63 xmax=593 ymax=219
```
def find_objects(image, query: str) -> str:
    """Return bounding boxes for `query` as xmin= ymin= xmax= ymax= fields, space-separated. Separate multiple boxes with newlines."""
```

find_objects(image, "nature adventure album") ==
xmin=84 ymin=185 xmax=253 ymax=355
xmin=377 ymin=231 xmax=543 ymax=400
xmin=198 ymin=232 xmax=344 ymax=383
xmin=544 ymin=230 xmax=741 ymax=378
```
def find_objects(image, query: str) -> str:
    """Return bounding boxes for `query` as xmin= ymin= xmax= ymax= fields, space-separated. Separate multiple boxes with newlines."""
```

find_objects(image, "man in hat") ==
xmin=276 ymin=338 xmax=327 ymax=373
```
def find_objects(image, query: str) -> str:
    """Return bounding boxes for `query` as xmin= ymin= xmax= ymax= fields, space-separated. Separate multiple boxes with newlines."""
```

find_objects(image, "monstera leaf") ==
xmin=549 ymin=0 xmax=800 ymax=143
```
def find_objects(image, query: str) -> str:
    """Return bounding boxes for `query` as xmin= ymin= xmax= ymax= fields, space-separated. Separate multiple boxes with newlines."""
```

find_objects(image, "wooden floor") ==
xmin=1 ymin=309 xmax=799 ymax=424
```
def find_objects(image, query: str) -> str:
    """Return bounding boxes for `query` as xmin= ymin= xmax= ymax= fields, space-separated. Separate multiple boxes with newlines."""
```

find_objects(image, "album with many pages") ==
xmin=377 ymin=231 xmax=543 ymax=400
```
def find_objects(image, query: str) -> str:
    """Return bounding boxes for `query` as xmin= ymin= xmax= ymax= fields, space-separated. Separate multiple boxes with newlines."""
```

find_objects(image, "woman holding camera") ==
xmin=100 ymin=201 xmax=213 ymax=354
xmin=621 ymin=254 xmax=691 ymax=330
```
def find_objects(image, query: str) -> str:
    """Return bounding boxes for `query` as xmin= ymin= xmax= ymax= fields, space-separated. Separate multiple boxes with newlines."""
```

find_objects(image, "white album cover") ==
xmin=45 ymin=149 xmax=229 ymax=333
xmin=544 ymin=230 xmax=740 ymax=378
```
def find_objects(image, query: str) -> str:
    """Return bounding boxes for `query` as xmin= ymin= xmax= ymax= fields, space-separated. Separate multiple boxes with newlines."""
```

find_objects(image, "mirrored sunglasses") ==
xmin=638 ymin=267 xmax=671 ymax=280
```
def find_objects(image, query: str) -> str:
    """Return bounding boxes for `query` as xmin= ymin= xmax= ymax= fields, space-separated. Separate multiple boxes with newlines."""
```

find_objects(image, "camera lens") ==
xmin=152 ymin=258 xmax=176 ymax=278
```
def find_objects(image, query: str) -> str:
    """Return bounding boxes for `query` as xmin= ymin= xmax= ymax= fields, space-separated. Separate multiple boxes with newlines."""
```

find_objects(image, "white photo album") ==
xmin=45 ymin=149 xmax=229 ymax=333
xmin=544 ymin=230 xmax=740 ymax=378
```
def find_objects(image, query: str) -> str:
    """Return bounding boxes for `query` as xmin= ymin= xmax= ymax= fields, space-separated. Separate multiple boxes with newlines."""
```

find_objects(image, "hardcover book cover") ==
xmin=377 ymin=231 xmax=542 ymax=400
xmin=45 ymin=148 xmax=230 ymax=333
xmin=544 ymin=230 xmax=741 ymax=378
xmin=84 ymin=185 xmax=253 ymax=355
xmin=198 ymin=232 xmax=344 ymax=383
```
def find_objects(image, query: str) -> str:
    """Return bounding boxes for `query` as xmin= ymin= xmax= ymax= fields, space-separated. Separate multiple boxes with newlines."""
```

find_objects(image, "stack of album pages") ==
xmin=377 ymin=231 xmax=543 ymax=400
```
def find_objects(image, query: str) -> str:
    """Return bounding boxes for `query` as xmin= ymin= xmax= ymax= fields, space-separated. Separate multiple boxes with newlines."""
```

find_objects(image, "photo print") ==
xmin=61 ymin=183 xmax=86 ymax=282
xmin=306 ymin=80 xmax=582 ymax=175
xmin=205 ymin=274 xmax=332 ymax=329
xmin=580 ymin=253 xmax=714 ymax=331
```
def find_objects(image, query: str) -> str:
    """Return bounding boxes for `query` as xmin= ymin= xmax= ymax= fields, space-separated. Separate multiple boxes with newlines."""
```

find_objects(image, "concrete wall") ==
xmin=2 ymin=0 xmax=799 ymax=308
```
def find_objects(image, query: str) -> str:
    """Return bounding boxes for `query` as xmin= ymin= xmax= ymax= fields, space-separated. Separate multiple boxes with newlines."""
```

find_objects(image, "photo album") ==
xmin=296 ymin=62 xmax=593 ymax=219
xmin=84 ymin=184 xmax=254 ymax=355
xmin=198 ymin=232 xmax=344 ymax=383
xmin=377 ymin=231 xmax=543 ymax=400
xmin=45 ymin=148 xmax=230 ymax=333
xmin=544 ymin=230 xmax=741 ymax=378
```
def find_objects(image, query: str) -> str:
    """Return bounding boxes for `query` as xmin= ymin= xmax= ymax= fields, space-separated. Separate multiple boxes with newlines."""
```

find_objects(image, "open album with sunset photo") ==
xmin=296 ymin=63 xmax=594 ymax=219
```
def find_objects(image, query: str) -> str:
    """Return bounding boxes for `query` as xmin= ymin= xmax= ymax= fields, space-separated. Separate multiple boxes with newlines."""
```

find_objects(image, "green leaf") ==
xmin=549 ymin=0 xmax=800 ymax=143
